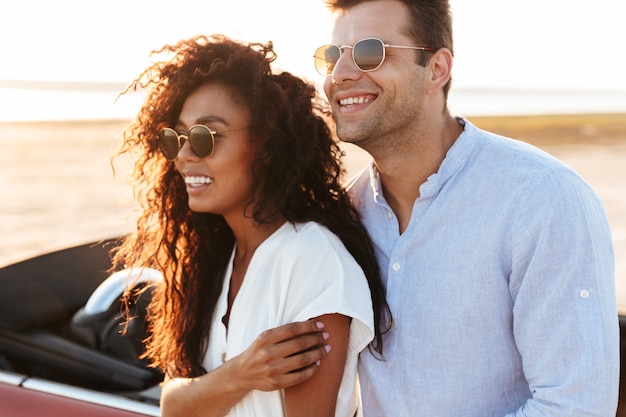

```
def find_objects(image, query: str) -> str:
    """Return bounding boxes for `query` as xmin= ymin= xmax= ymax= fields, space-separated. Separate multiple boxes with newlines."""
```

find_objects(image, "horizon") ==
xmin=3 ymin=78 xmax=626 ymax=94
xmin=2 ymin=82 xmax=625 ymax=123
xmin=1 ymin=0 xmax=625 ymax=122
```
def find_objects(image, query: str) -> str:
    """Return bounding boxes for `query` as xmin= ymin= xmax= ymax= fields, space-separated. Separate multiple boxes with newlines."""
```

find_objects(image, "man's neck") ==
xmin=373 ymin=116 xmax=463 ymax=234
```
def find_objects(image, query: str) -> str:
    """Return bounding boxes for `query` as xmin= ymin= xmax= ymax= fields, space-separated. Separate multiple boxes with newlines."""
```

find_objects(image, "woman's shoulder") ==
xmin=266 ymin=222 xmax=357 ymax=272
xmin=283 ymin=221 xmax=346 ymax=251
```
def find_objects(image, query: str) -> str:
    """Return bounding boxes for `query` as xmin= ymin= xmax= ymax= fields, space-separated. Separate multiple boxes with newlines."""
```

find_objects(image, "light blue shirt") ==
xmin=351 ymin=119 xmax=619 ymax=417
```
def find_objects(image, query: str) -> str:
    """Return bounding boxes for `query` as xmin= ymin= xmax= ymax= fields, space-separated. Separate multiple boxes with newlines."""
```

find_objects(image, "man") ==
xmin=310 ymin=0 xmax=619 ymax=415
xmin=211 ymin=1 xmax=618 ymax=415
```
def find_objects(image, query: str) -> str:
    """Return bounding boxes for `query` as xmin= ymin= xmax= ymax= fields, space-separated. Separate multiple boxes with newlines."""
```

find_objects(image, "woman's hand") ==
xmin=161 ymin=319 xmax=330 ymax=417
xmin=229 ymin=319 xmax=331 ymax=392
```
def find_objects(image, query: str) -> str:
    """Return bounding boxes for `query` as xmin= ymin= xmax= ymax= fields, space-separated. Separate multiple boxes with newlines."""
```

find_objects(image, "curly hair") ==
xmin=111 ymin=34 xmax=390 ymax=378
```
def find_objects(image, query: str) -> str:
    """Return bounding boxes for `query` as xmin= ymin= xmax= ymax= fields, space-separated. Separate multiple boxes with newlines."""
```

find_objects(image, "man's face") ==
xmin=323 ymin=0 xmax=431 ymax=151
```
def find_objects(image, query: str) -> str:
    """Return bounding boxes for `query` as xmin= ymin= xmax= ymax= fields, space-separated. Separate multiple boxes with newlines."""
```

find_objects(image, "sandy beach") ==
xmin=1 ymin=114 xmax=625 ymax=309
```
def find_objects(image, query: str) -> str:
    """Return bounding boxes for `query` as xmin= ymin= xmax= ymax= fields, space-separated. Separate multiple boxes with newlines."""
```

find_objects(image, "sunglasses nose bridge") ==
xmin=175 ymin=134 xmax=196 ymax=160
xmin=331 ymin=45 xmax=363 ymax=80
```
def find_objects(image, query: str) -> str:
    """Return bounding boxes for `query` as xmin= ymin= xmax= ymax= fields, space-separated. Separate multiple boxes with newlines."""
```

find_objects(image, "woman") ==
xmin=112 ymin=34 xmax=389 ymax=417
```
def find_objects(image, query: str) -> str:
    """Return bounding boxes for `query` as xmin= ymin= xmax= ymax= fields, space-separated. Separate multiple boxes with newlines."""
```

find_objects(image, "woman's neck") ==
xmin=222 ymin=215 xmax=286 ymax=329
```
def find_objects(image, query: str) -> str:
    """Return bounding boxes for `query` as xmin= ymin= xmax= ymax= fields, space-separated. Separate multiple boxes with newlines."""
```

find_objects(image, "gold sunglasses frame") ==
xmin=314 ymin=37 xmax=434 ymax=76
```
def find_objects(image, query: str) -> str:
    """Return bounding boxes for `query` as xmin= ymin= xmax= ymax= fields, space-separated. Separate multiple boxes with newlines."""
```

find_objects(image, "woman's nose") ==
xmin=176 ymin=137 xmax=196 ymax=161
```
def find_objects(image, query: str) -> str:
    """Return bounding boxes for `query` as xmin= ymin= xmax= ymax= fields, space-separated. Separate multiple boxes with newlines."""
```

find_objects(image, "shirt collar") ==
xmin=367 ymin=117 xmax=477 ymax=200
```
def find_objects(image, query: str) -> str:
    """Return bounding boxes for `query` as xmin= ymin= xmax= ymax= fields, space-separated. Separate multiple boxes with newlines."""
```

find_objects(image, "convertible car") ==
xmin=0 ymin=238 xmax=625 ymax=416
xmin=0 ymin=238 xmax=162 ymax=416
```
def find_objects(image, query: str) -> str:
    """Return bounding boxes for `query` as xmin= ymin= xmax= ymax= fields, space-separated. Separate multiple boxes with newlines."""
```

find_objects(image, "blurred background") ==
xmin=1 ymin=0 xmax=626 ymax=120
xmin=1 ymin=0 xmax=625 ymax=307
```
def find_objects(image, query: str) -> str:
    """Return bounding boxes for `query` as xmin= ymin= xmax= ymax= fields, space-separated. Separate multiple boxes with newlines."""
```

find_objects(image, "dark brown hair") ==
xmin=112 ymin=34 xmax=390 ymax=377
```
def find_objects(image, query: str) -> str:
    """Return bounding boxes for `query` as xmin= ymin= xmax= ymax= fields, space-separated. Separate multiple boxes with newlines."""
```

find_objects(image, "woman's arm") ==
xmin=160 ymin=320 xmax=331 ymax=417
xmin=284 ymin=314 xmax=351 ymax=417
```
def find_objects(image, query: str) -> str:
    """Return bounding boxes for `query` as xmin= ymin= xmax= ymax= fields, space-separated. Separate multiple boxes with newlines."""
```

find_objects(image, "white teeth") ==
xmin=339 ymin=96 xmax=371 ymax=106
xmin=185 ymin=176 xmax=213 ymax=186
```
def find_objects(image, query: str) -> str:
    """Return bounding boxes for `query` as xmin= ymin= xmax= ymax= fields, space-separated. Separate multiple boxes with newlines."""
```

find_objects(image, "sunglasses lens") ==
xmin=188 ymin=125 xmax=214 ymax=158
xmin=354 ymin=38 xmax=384 ymax=71
xmin=314 ymin=45 xmax=341 ymax=76
xmin=158 ymin=129 xmax=180 ymax=160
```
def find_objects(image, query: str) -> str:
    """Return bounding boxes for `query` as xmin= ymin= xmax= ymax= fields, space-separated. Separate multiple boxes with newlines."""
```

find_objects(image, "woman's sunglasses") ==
xmin=314 ymin=37 xmax=434 ymax=76
xmin=157 ymin=124 xmax=248 ymax=160
xmin=158 ymin=125 xmax=217 ymax=160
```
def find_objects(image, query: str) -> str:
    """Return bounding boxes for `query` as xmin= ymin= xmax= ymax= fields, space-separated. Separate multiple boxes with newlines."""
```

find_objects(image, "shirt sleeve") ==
xmin=276 ymin=223 xmax=375 ymax=356
xmin=505 ymin=167 xmax=619 ymax=416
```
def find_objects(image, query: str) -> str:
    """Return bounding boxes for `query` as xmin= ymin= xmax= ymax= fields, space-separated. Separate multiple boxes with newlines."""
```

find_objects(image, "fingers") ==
xmin=273 ymin=360 xmax=324 ymax=389
xmin=256 ymin=320 xmax=329 ymax=361
xmin=258 ymin=344 xmax=331 ymax=391
xmin=283 ymin=328 xmax=329 ymax=355
xmin=257 ymin=319 xmax=326 ymax=344
xmin=233 ymin=320 xmax=331 ymax=392
xmin=275 ymin=329 xmax=331 ymax=377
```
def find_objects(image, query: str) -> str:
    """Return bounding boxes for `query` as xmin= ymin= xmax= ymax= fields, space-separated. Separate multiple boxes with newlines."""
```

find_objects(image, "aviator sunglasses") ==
xmin=157 ymin=124 xmax=247 ymax=160
xmin=314 ymin=37 xmax=434 ymax=76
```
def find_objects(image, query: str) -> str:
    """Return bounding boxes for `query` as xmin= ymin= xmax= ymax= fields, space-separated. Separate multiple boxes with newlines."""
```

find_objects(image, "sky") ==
xmin=1 ymin=0 xmax=625 ymax=93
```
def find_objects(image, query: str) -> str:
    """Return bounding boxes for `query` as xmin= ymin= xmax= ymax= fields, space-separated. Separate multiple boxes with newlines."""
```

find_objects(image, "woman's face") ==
xmin=173 ymin=82 xmax=257 ymax=221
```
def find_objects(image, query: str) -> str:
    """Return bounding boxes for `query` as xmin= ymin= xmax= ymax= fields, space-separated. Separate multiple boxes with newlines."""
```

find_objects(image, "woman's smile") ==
xmin=184 ymin=175 xmax=213 ymax=188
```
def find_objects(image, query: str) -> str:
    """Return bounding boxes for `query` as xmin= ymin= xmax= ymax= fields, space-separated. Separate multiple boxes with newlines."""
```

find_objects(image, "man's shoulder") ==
xmin=345 ymin=164 xmax=372 ymax=196
xmin=464 ymin=121 xmax=566 ymax=172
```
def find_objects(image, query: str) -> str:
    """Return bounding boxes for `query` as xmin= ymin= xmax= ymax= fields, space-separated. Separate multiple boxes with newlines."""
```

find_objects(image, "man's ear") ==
xmin=425 ymin=48 xmax=453 ymax=95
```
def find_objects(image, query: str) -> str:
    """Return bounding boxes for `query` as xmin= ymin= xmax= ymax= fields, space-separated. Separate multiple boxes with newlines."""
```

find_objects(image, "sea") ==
xmin=1 ymin=81 xmax=626 ymax=122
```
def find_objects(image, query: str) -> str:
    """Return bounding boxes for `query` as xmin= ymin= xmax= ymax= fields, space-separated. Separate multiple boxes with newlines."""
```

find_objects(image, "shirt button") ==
xmin=387 ymin=211 xmax=393 ymax=220
xmin=392 ymin=262 xmax=400 ymax=271
xmin=579 ymin=290 xmax=590 ymax=299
